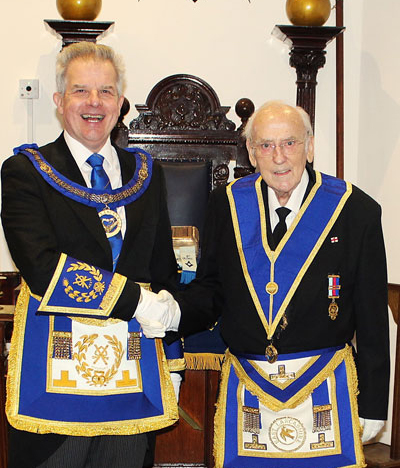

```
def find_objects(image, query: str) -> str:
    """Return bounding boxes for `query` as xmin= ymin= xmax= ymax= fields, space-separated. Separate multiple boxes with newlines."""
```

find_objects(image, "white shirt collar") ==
xmin=63 ymin=131 xmax=115 ymax=173
xmin=268 ymin=169 xmax=309 ymax=228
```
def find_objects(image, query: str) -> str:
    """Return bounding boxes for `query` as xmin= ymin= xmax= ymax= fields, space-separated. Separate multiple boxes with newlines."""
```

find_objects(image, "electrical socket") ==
xmin=19 ymin=79 xmax=39 ymax=99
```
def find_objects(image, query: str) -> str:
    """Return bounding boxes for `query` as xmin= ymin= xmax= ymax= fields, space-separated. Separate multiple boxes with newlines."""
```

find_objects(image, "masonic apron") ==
xmin=214 ymin=172 xmax=365 ymax=468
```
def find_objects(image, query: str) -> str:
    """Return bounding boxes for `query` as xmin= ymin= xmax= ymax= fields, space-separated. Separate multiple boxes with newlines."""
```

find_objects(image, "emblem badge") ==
xmin=265 ymin=344 xmax=278 ymax=364
xmin=266 ymin=281 xmax=278 ymax=295
xmin=269 ymin=417 xmax=306 ymax=452
xmin=328 ymin=274 xmax=340 ymax=320
xmin=99 ymin=209 xmax=122 ymax=238
xmin=73 ymin=333 xmax=124 ymax=387
xmin=313 ymin=404 xmax=332 ymax=432
xmin=63 ymin=262 xmax=106 ymax=303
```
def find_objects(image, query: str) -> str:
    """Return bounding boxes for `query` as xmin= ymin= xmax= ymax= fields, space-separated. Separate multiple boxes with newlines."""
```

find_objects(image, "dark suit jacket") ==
xmin=1 ymin=134 xmax=177 ymax=466
xmin=177 ymin=166 xmax=390 ymax=421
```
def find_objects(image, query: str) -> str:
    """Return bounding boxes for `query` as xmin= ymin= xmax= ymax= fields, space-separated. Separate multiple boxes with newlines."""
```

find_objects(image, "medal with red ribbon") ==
xmin=328 ymin=274 xmax=341 ymax=320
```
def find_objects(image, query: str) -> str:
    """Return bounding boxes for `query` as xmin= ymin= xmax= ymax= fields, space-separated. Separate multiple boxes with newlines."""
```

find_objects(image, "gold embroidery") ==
xmin=128 ymin=332 xmax=142 ymax=360
xmin=310 ymin=433 xmax=335 ymax=450
xmin=52 ymin=331 xmax=72 ymax=359
xmin=38 ymin=254 xmax=127 ymax=318
xmin=64 ymin=262 xmax=105 ymax=303
xmin=244 ymin=434 xmax=267 ymax=450
xmin=230 ymin=347 xmax=352 ymax=412
xmin=73 ymin=334 xmax=124 ymax=387
xmin=227 ymin=173 xmax=353 ymax=340
xmin=99 ymin=273 xmax=127 ymax=311
xmin=269 ymin=365 xmax=296 ymax=382
xmin=243 ymin=406 xmax=261 ymax=434
xmin=53 ymin=370 xmax=77 ymax=388
xmin=249 ymin=357 xmax=317 ymax=391
xmin=26 ymin=148 xmax=149 ymax=205
xmin=116 ymin=370 xmax=138 ymax=388
xmin=313 ymin=404 xmax=333 ymax=432
xmin=6 ymin=283 xmax=179 ymax=436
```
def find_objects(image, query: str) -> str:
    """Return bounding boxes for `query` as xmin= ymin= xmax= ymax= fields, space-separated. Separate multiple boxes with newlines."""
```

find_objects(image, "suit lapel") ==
xmin=261 ymin=181 xmax=275 ymax=249
xmin=115 ymin=146 xmax=143 ymax=268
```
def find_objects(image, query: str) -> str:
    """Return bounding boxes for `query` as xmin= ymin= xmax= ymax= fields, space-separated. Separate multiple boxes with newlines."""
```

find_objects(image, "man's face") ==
xmin=246 ymin=106 xmax=314 ymax=206
xmin=53 ymin=58 xmax=124 ymax=153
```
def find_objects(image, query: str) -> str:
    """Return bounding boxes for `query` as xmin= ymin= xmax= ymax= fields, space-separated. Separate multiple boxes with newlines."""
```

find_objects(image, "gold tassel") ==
xmin=184 ymin=352 xmax=224 ymax=371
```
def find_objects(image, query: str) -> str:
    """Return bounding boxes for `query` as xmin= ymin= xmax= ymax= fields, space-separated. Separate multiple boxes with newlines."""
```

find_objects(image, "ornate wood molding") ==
xmin=128 ymin=74 xmax=255 ymax=185
xmin=272 ymin=25 xmax=345 ymax=130
xmin=44 ymin=20 xmax=114 ymax=48
xmin=130 ymin=74 xmax=235 ymax=132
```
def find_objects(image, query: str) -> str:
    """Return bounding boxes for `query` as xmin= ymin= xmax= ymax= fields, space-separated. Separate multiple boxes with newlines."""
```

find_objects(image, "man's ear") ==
xmin=246 ymin=140 xmax=257 ymax=168
xmin=53 ymin=92 xmax=64 ymax=115
xmin=306 ymin=136 xmax=314 ymax=164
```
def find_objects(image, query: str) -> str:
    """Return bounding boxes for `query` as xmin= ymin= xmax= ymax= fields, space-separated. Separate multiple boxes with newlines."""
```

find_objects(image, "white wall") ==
xmin=0 ymin=0 xmax=399 ymax=443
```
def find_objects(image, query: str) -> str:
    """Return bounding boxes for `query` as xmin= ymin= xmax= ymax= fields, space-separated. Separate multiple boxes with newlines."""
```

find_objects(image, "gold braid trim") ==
xmin=6 ymin=281 xmax=31 ymax=425
xmin=213 ymin=351 xmax=231 ymax=468
xmin=167 ymin=358 xmax=186 ymax=372
xmin=156 ymin=337 xmax=180 ymax=423
xmin=346 ymin=348 xmax=366 ymax=468
xmin=184 ymin=352 xmax=224 ymax=371
xmin=229 ymin=346 xmax=353 ymax=412
xmin=26 ymin=148 xmax=149 ymax=206
xmin=7 ymin=288 xmax=179 ymax=436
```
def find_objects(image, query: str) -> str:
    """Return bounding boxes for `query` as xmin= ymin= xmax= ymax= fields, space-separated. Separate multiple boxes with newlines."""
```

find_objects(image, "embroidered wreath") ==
xmin=63 ymin=262 xmax=105 ymax=303
xmin=74 ymin=334 xmax=124 ymax=387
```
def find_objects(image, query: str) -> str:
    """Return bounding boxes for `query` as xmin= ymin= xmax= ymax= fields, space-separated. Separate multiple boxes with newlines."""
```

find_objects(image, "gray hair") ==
xmin=55 ymin=42 xmax=126 ymax=96
xmin=243 ymin=100 xmax=313 ymax=150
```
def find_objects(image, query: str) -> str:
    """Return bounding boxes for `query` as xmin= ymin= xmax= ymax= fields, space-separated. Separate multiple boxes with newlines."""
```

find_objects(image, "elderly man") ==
xmin=137 ymin=101 xmax=390 ymax=468
xmin=2 ymin=42 xmax=180 ymax=468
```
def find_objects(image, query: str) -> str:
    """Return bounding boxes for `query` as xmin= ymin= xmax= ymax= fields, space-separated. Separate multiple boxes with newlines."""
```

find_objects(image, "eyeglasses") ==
xmin=251 ymin=139 xmax=305 ymax=156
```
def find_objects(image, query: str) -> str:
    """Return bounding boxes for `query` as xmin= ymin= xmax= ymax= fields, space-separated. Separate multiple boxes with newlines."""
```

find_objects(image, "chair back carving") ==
xmin=125 ymin=74 xmax=254 ymax=187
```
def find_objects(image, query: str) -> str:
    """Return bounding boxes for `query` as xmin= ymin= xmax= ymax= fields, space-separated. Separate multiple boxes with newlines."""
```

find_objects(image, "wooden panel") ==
xmin=154 ymin=370 xmax=219 ymax=468
xmin=364 ymin=443 xmax=400 ymax=468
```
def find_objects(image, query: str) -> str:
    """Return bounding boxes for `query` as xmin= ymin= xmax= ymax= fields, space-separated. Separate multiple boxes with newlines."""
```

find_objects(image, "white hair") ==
xmin=55 ymin=41 xmax=126 ymax=96
xmin=243 ymin=100 xmax=313 ymax=150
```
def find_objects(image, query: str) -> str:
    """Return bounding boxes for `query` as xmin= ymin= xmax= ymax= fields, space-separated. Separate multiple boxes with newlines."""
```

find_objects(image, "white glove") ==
xmin=359 ymin=417 xmax=385 ymax=443
xmin=170 ymin=372 xmax=182 ymax=402
xmin=135 ymin=288 xmax=181 ymax=338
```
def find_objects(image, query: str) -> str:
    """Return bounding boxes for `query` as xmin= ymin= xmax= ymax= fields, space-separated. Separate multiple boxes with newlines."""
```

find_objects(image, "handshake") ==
xmin=135 ymin=288 xmax=181 ymax=338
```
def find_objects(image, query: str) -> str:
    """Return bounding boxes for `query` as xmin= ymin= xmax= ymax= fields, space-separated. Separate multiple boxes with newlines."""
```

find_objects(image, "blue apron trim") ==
xmin=231 ymin=345 xmax=343 ymax=362
xmin=228 ymin=172 xmax=350 ymax=339
xmin=53 ymin=316 xmax=72 ymax=333
xmin=234 ymin=346 xmax=344 ymax=404
xmin=312 ymin=380 xmax=330 ymax=407
xmin=17 ymin=295 xmax=171 ymax=424
xmin=216 ymin=348 xmax=363 ymax=468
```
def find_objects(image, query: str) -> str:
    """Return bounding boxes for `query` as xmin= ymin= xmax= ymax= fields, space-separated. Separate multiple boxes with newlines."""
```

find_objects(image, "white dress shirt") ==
xmin=63 ymin=131 xmax=126 ymax=237
xmin=268 ymin=169 xmax=309 ymax=232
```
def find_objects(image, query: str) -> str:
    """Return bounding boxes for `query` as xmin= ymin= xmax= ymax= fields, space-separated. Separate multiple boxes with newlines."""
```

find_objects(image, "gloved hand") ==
xmin=135 ymin=288 xmax=181 ymax=338
xmin=359 ymin=417 xmax=385 ymax=443
xmin=170 ymin=372 xmax=182 ymax=402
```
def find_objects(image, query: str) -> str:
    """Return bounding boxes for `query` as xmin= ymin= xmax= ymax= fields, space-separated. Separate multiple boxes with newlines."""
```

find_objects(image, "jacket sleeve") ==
xmin=1 ymin=152 xmax=174 ymax=321
xmin=352 ymin=199 xmax=390 ymax=420
xmin=176 ymin=187 xmax=225 ymax=337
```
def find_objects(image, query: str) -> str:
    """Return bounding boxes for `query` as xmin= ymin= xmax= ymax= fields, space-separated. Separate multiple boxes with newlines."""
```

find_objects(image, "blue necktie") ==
xmin=87 ymin=153 xmax=123 ymax=270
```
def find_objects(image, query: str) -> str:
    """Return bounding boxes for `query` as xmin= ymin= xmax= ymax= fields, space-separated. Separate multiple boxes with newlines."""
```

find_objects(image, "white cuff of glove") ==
xmin=170 ymin=372 xmax=182 ymax=402
xmin=135 ymin=288 xmax=181 ymax=338
xmin=359 ymin=417 xmax=385 ymax=443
